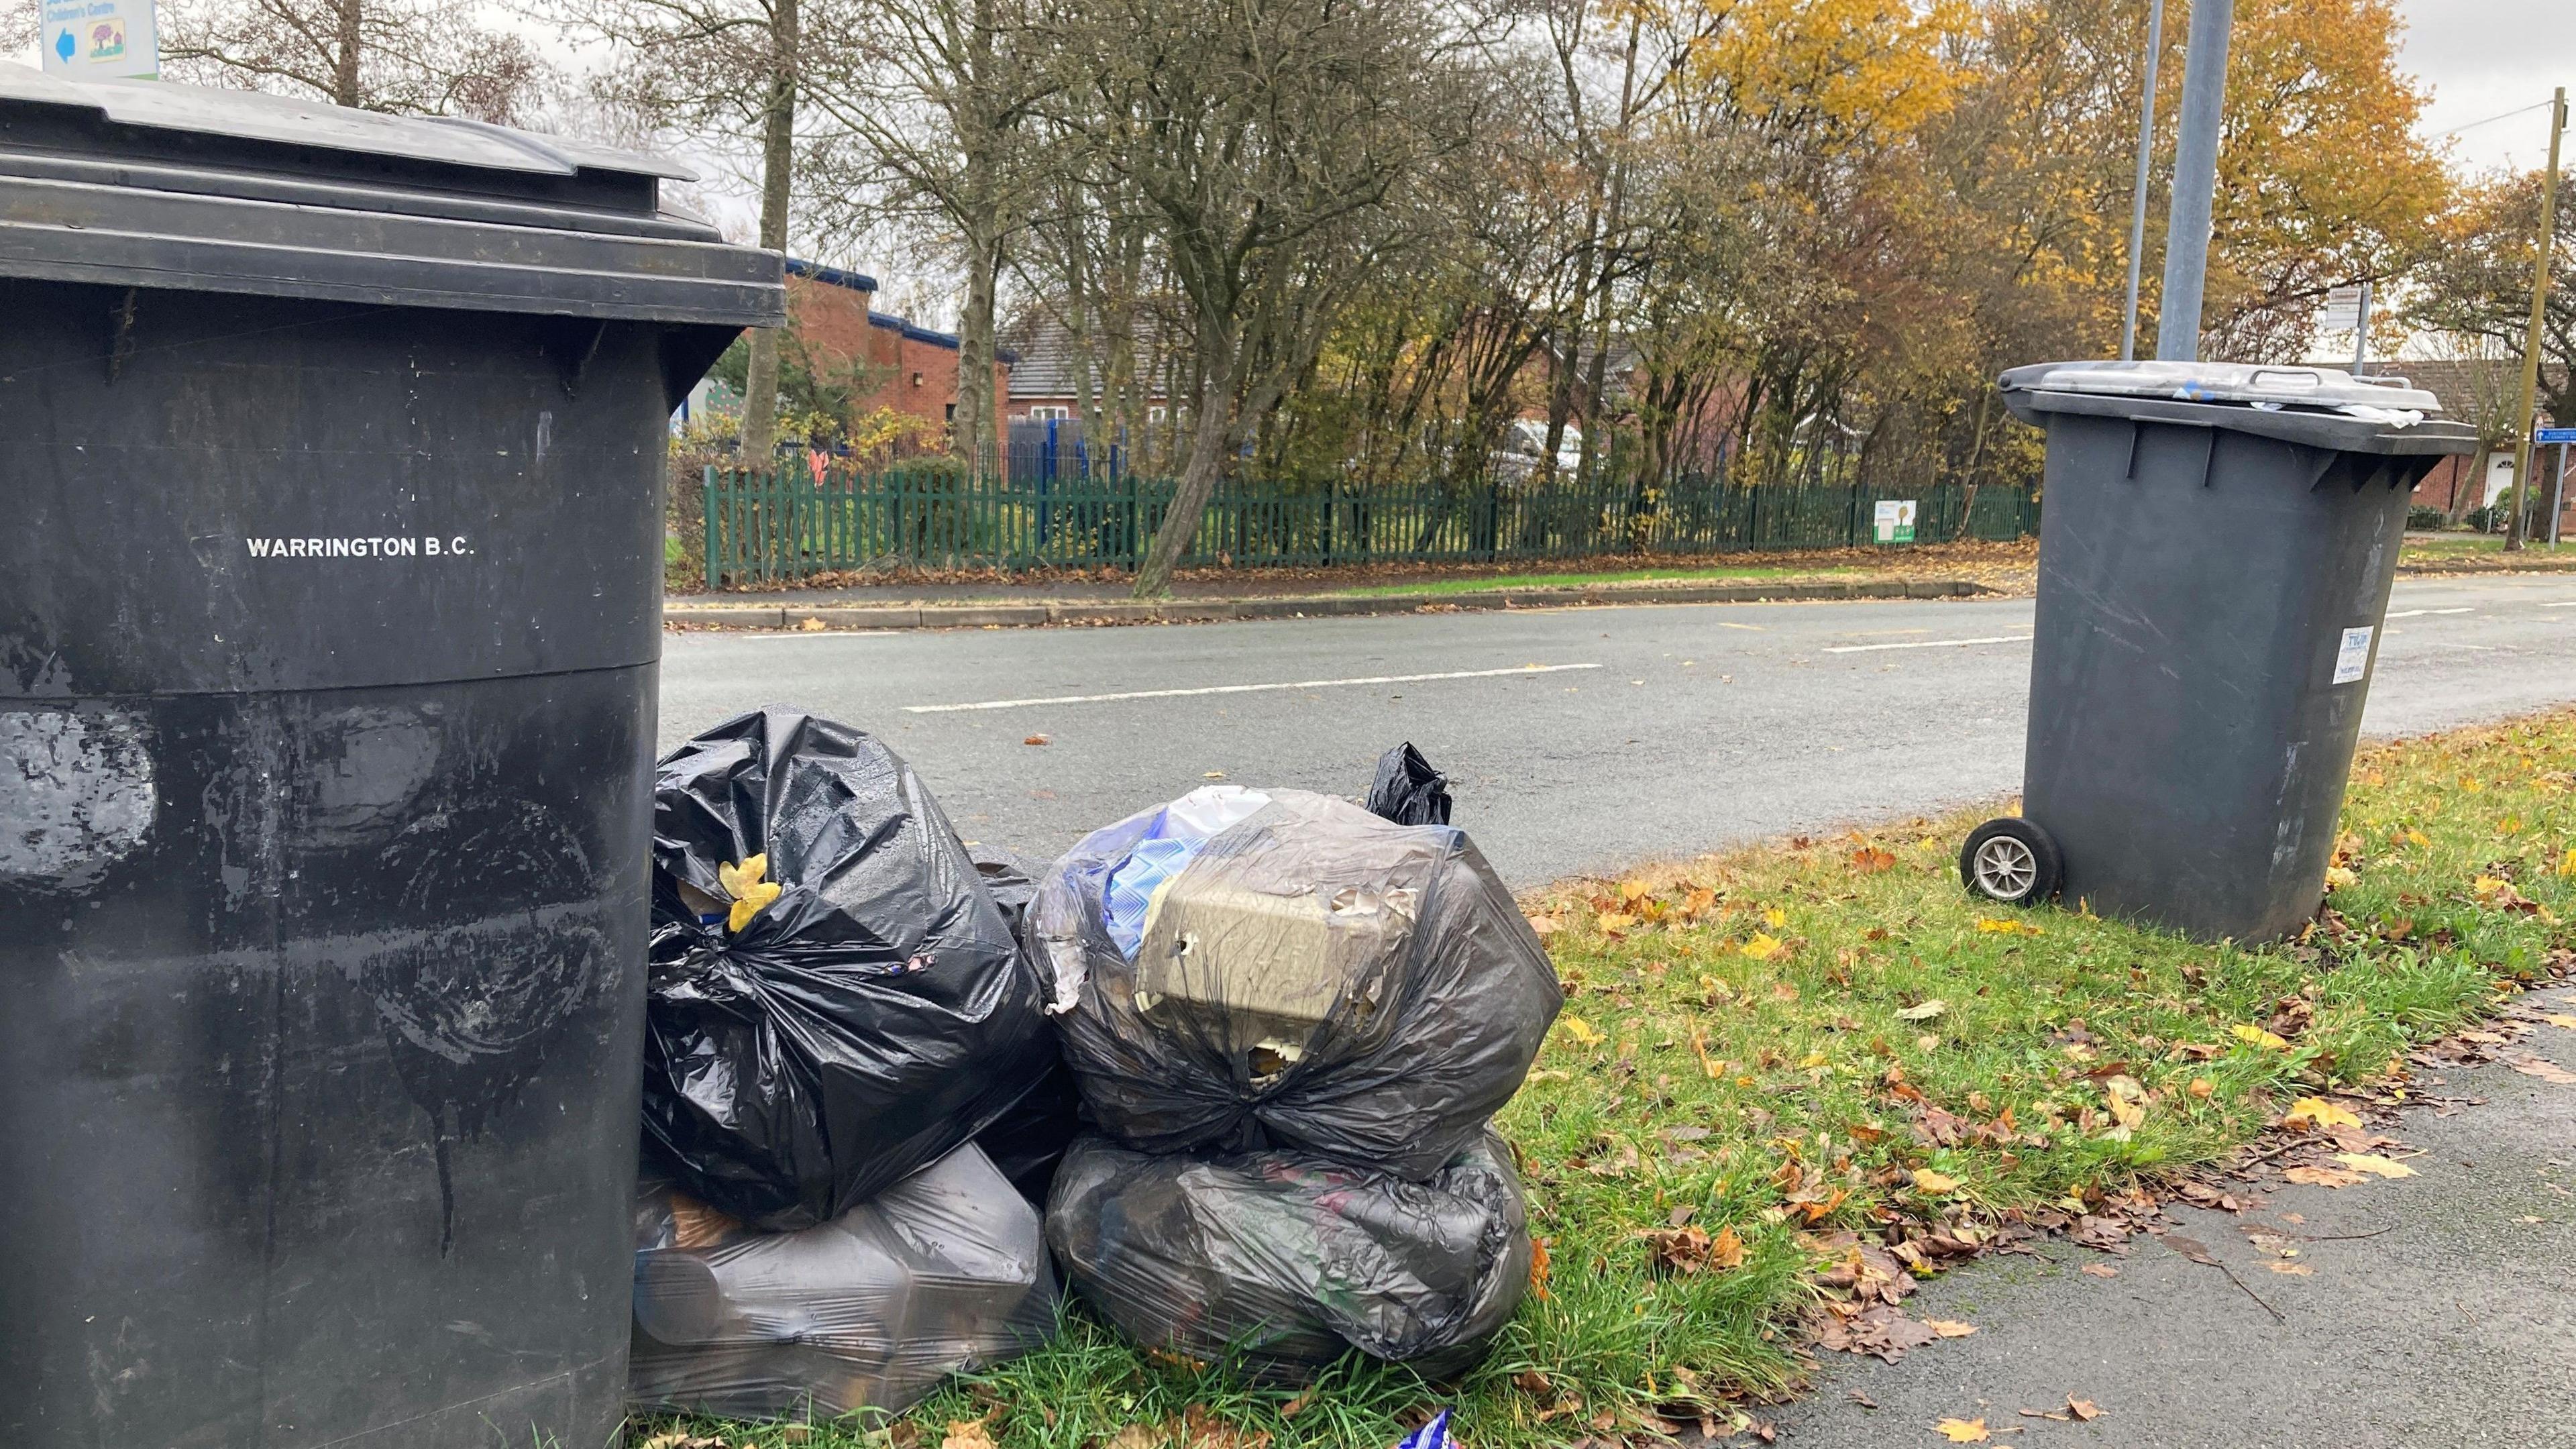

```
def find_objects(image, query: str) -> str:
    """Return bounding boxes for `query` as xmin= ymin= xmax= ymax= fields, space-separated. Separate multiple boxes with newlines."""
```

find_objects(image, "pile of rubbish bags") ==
xmin=1032 ymin=769 xmax=1560 ymax=1377
xmin=629 ymin=717 xmax=1558 ymax=1417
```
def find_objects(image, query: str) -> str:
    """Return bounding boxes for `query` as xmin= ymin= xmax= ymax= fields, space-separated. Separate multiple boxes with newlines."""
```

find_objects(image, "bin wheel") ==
xmin=1960 ymin=818 xmax=2063 ymax=907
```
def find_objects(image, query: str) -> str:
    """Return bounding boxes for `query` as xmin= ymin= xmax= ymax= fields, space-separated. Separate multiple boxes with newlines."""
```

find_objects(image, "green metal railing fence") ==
xmin=702 ymin=465 xmax=2039 ymax=588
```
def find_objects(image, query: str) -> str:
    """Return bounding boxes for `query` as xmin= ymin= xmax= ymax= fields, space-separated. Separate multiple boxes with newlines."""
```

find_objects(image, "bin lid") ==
xmin=2000 ymin=360 xmax=2443 ymax=421
xmin=0 ymin=66 xmax=782 ymax=326
xmin=1998 ymin=359 xmax=2477 ymax=458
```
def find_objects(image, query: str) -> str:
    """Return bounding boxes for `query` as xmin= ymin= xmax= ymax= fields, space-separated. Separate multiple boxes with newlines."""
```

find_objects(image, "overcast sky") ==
xmin=2396 ymin=0 xmax=2575 ymax=175
xmin=15 ymin=3 xmax=2563 ymax=178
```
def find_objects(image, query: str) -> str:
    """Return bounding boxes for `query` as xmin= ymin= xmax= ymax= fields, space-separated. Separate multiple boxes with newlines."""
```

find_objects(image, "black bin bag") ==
xmin=960 ymin=841 xmax=1085 ymax=1205
xmin=645 ymin=708 xmax=1054 ymax=1228
xmin=1366 ymin=743 xmax=1453 ymax=826
xmin=1030 ymin=787 xmax=1561 ymax=1178
xmin=1046 ymin=1128 xmax=1532 ymax=1381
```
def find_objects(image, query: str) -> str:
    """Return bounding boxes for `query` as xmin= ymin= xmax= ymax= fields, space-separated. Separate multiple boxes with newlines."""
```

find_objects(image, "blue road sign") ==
xmin=2538 ymin=427 xmax=2576 ymax=445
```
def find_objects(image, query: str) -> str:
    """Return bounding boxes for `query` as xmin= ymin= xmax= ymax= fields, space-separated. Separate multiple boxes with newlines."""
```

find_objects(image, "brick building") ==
xmin=782 ymin=260 xmax=1014 ymax=443
xmin=1000 ymin=315 xmax=1171 ymax=423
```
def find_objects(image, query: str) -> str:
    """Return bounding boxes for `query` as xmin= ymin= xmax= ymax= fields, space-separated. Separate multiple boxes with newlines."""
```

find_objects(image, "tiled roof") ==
xmin=1002 ymin=315 xmax=1167 ymax=397
xmin=2298 ymin=357 xmax=2563 ymax=424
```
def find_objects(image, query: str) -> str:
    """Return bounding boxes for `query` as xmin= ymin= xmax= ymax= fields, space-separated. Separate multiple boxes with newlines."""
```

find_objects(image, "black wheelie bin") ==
xmin=0 ymin=68 xmax=781 ymax=1447
xmin=1960 ymin=362 xmax=2477 ymax=943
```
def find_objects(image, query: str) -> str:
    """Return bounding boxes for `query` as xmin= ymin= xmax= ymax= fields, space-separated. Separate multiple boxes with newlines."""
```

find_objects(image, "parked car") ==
xmin=1493 ymin=419 xmax=1584 ymax=484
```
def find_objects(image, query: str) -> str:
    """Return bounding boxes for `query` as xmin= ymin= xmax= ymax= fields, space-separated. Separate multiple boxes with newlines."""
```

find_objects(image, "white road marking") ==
xmin=2383 ymin=607 xmax=2475 ymax=619
xmin=1822 ymin=634 xmax=2033 ymax=655
xmin=741 ymin=629 xmax=902 ymax=640
xmin=903 ymin=662 xmax=1603 ymax=713
xmin=1716 ymin=622 xmax=1768 ymax=631
xmin=2543 ymin=600 xmax=2576 ymax=608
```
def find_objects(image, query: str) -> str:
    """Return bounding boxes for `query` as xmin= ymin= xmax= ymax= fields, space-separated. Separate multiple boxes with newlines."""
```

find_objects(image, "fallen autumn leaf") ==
xmin=2232 ymin=1023 xmax=2292 ymax=1051
xmin=2282 ymin=1097 xmax=2363 ymax=1131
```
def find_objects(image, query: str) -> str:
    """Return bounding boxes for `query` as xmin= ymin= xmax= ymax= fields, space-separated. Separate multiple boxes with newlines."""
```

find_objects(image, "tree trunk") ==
xmin=1539 ymin=329 xmax=1576 ymax=486
xmin=1158 ymin=344 xmax=1189 ymax=476
xmin=956 ymin=224 xmax=1002 ymax=470
xmin=1573 ymin=13 xmax=1642 ymax=486
xmin=332 ymin=0 xmax=361 ymax=107
xmin=1061 ymin=199 xmax=1101 ymax=439
xmin=1955 ymin=386 xmax=1995 ymax=539
xmin=1106 ymin=213 xmax=1146 ymax=473
xmin=737 ymin=0 xmax=799 ymax=466
xmin=951 ymin=0 xmax=1006 ymax=472
xmin=1135 ymin=324 xmax=1238 ymax=597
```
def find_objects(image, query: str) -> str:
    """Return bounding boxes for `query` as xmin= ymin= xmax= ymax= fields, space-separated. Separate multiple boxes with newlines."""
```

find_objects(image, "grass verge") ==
xmin=631 ymin=712 xmax=2575 ymax=1449
xmin=1328 ymin=565 xmax=1858 ymax=598
xmin=2400 ymin=533 xmax=2507 ymax=555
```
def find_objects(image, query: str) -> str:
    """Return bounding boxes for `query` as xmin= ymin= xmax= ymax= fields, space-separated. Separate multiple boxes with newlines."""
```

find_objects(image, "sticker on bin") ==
xmin=2332 ymin=626 xmax=2375 ymax=685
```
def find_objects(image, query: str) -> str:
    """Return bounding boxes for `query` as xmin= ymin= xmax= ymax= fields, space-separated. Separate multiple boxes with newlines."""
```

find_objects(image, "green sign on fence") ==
xmin=1873 ymin=498 xmax=1918 ymax=544
xmin=702 ymin=466 xmax=2037 ymax=589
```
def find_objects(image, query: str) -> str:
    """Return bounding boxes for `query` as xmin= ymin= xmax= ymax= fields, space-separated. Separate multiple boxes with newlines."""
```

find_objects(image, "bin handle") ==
xmin=2248 ymin=369 xmax=2323 ymax=391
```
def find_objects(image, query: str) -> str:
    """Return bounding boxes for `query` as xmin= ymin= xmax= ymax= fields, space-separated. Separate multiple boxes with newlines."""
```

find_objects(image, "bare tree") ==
xmin=566 ymin=0 xmax=846 ymax=462
xmin=798 ymin=0 xmax=1053 ymax=467
xmin=161 ymin=0 xmax=545 ymax=121
xmin=1046 ymin=0 xmax=1485 ymax=596
xmin=2404 ymin=333 xmax=2532 ymax=522
xmin=2 ymin=0 xmax=34 ymax=59
xmin=2412 ymin=168 xmax=2576 ymax=436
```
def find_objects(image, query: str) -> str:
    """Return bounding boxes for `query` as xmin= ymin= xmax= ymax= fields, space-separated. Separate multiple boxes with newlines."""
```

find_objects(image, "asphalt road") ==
xmin=662 ymin=572 xmax=2576 ymax=885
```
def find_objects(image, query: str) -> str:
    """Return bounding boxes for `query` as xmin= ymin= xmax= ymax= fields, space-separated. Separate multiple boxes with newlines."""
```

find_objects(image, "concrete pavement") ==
xmin=661 ymin=572 xmax=2576 ymax=885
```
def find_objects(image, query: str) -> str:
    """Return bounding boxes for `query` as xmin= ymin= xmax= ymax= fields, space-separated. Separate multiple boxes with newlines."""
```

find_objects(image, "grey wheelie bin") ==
xmin=1958 ymin=362 xmax=2476 ymax=943
xmin=0 ymin=70 xmax=780 ymax=1448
